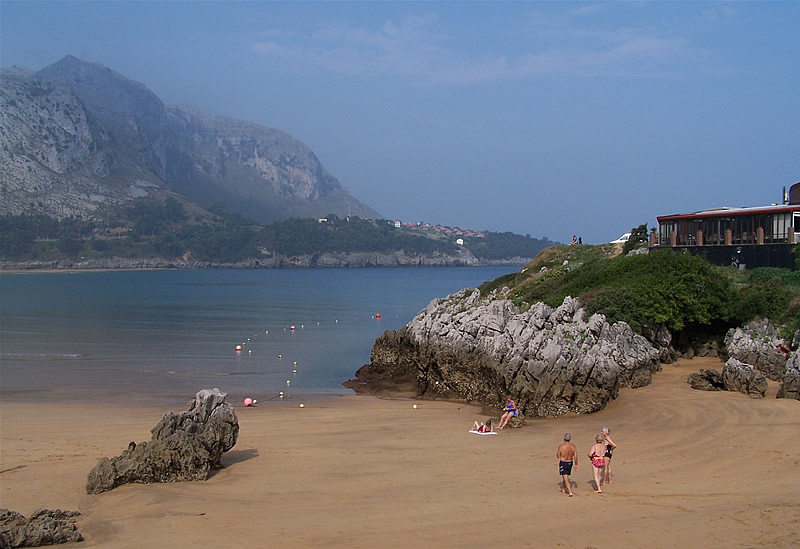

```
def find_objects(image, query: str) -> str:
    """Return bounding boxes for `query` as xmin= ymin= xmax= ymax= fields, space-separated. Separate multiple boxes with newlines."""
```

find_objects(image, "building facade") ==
xmin=653 ymin=183 xmax=800 ymax=269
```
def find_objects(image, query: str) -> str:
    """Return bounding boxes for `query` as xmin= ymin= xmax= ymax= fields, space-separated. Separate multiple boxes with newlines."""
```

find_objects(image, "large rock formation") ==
xmin=1 ymin=56 xmax=379 ymax=224
xmin=86 ymin=388 xmax=238 ymax=494
xmin=721 ymin=358 xmax=768 ymax=399
xmin=348 ymin=290 xmax=665 ymax=417
xmin=777 ymin=350 xmax=800 ymax=400
xmin=0 ymin=509 xmax=82 ymax=548
xmin=724 ymin=319 xmax=787 ymax=381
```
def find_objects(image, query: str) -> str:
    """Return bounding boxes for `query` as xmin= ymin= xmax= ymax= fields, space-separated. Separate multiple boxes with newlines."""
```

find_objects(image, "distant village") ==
xmin=395 ymin=220 xmax=487 ymax=240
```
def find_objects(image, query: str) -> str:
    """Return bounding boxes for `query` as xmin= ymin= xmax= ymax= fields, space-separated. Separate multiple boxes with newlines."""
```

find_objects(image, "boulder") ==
xmin=86 ymin=388 xmax=239 ymax=494
xmin=0 ymin=508 xmax=82 ymax=548
xmin=348 ymin=291 xmax=664 ymax=418
xmin=722 ymin=358 xmax=768 ymax=399
xmin=777 ymin=350 xmax=800 ymax=400
xmin=687 ymin=369 xmax=724 ymax=391
xmin=724 ymin=319 xmax=787 ymax=381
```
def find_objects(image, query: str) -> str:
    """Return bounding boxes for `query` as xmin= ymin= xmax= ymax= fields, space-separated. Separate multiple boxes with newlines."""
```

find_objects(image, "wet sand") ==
xmin=1 ymin=358 xmax=798 ymax=548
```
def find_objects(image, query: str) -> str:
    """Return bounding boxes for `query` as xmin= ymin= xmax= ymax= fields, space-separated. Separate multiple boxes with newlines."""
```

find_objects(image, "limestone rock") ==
xmin=688 ymin=369 xmax=724 ymax=391
xmin=724 ymin=319 xmax=787 ymax=381
xmin=722 ymin=358 xmax=768 ymax=399
xmin=86 ymin=388 xmax=238 ymax=494
xmin=777 ymin=350 xmax=800 ymax=400
xmin=0 ymin=508 xmax=82 ymax=548
xmin=349 ymin=291 xmax=665 ymax=418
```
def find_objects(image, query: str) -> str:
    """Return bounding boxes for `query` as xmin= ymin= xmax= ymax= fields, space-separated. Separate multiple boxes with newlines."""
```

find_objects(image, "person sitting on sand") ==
xmin=556 ymin=433 xmax=577 ymax=497
xmin=602 ymin=426 xmax=616 ymax=484
xmin=497 ymin=396 xmax=518 ymax=430
xmin=588 ymin=433 xmax=607 ymax=493
xmin=472 ymin=419 xmax=494 ymax=433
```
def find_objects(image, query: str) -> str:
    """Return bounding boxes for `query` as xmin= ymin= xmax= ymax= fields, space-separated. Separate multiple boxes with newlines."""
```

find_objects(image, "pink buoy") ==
xmin=235 ymin=345 xmax=242 ymax=352
xmin=243 ymin=398 xmax=253 ymax=407
xmin=291 ymin=325 xmax=296 ymax=331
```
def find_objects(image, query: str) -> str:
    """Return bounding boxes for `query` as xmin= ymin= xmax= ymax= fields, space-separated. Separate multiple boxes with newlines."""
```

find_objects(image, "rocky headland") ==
xmin=346 ymin=289 xmax=669 ymax=417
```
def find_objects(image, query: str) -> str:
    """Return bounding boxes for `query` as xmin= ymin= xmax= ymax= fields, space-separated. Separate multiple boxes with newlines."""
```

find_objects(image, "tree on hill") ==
xmin=622 ymin=223 xmax=649 ymax=254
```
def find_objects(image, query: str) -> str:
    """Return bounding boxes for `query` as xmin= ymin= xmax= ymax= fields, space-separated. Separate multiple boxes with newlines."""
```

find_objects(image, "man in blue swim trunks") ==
xmin=556 ymin=433 xmax=578 ymax=497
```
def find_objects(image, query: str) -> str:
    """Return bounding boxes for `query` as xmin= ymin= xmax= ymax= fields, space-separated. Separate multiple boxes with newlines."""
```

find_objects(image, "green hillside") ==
xmin=0 ymin=199 xmax=553 ymax=264
xmin=480 ymin=244 xmax=800 ymax=340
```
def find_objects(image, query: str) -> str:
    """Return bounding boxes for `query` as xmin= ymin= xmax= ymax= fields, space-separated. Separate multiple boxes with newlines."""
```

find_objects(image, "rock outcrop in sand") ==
xmin=86 ymin=388 xmax=238 ymax=494
xmin=347 ymin=290 xmax=665 ymax=417
xmin=687 ymin=368 xmax=725 ymax=391
xmin=0 ymin=509 xmax=82 ymax=548
xmin=721 ymin=358 xmax=768 ymax=399
xmin=689 ymin=358 xmax=769 ymax=399
xmin=724 ymin=319 xmax=788 ymax=381
xmin=777 ymin=350 xmax=800 ymax=400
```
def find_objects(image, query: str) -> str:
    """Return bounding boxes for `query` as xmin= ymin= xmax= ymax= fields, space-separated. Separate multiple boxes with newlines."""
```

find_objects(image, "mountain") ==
xmin=0 ymin=56 xmax=380 ymax=223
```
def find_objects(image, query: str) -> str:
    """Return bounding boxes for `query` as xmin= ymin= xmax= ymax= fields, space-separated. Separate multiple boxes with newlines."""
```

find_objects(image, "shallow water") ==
xmin=0 ymin=267 xmax=512 ymax=404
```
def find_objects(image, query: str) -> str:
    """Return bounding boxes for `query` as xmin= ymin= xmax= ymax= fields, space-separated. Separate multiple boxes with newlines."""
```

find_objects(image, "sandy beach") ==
xmin=1 ymin=357 xmax=798 ymax=548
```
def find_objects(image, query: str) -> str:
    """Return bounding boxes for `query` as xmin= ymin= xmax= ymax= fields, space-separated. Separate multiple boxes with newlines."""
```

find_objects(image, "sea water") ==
xmin=0 ymin=267 xmax=512 ymax=404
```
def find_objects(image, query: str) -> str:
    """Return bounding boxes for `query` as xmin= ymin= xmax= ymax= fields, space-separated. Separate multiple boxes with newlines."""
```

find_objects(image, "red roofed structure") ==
xmin=653 ymin=182 xmax=800 ymax=269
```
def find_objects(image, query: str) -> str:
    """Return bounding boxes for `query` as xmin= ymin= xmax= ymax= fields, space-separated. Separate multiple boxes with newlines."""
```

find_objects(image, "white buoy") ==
xmin=279 ymin=391 xmax=284 ymax=398
xmin=299 ymin=403 xmax=304 ymax=408
xmin=413 ymin=404 xmax=418 ymax=409
xmin=293 ymin=369 xmax=297 ymax=374
xmin=278 ymin=354 xmax=282 ymax=359
xmin=286 ymin=380 xmax=291 ymax=385
xmin=248 ymin=349 xmax=252 ymax=355
xmin=293 ymin=361 xmax=298 ymax=365
xmin=266 ymin=330 xmax=269 ymax=334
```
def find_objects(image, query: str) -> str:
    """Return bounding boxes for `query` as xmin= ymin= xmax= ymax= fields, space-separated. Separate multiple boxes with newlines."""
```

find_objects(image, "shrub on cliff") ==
xmin=513 ymin=249 xmax=732 ymax=332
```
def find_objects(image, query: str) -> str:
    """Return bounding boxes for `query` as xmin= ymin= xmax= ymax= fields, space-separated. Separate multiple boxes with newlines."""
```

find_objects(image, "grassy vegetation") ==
xmin=480 ymin=244 xmax=800 ymax=340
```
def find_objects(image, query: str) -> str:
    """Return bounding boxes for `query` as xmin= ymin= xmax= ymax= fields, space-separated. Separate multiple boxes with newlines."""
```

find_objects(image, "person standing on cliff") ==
xmin=556 ymin=433 xmax=577 ymax=497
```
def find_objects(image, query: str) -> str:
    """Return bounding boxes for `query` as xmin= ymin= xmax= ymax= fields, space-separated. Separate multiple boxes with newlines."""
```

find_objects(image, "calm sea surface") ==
xmin=0 ymin=267 xmax=512 ymax=405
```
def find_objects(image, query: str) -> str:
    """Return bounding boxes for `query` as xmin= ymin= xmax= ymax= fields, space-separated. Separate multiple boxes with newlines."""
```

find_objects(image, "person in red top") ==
xmin=588 ymin=433 xmax=607 ymax=493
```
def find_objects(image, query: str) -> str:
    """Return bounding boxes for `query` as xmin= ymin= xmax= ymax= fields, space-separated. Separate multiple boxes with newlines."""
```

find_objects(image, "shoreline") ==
xmin=0 ymin=262 xmax=527 ymax=275
xmin=2 ymin=357 xmax=799 ymax=547
xmin=0 ymin=257 xmax=529 ymax=274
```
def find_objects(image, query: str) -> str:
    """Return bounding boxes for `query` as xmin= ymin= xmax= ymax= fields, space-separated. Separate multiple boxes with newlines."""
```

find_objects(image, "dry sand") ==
xmin=1 ymin=358 xmax=798 ymax=548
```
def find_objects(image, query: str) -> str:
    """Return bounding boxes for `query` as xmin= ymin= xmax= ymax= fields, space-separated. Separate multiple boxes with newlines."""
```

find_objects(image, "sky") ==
xmin=1 ymin=1 xmax=798 ymax=243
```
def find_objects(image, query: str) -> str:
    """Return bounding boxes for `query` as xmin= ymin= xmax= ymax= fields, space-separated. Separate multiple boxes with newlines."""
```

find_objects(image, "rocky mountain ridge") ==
xmin=0 ymin=55 xmax=379 ymax=224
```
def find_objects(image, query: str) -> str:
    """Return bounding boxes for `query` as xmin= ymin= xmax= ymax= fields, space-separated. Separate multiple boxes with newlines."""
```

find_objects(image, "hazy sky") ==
xmin=2 ymin=2 xmax=798 ymax=243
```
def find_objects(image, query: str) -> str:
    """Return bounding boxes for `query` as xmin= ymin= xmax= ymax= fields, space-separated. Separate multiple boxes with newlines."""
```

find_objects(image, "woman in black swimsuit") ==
xmin=602 ymin=426 xmax=616 ymax=484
